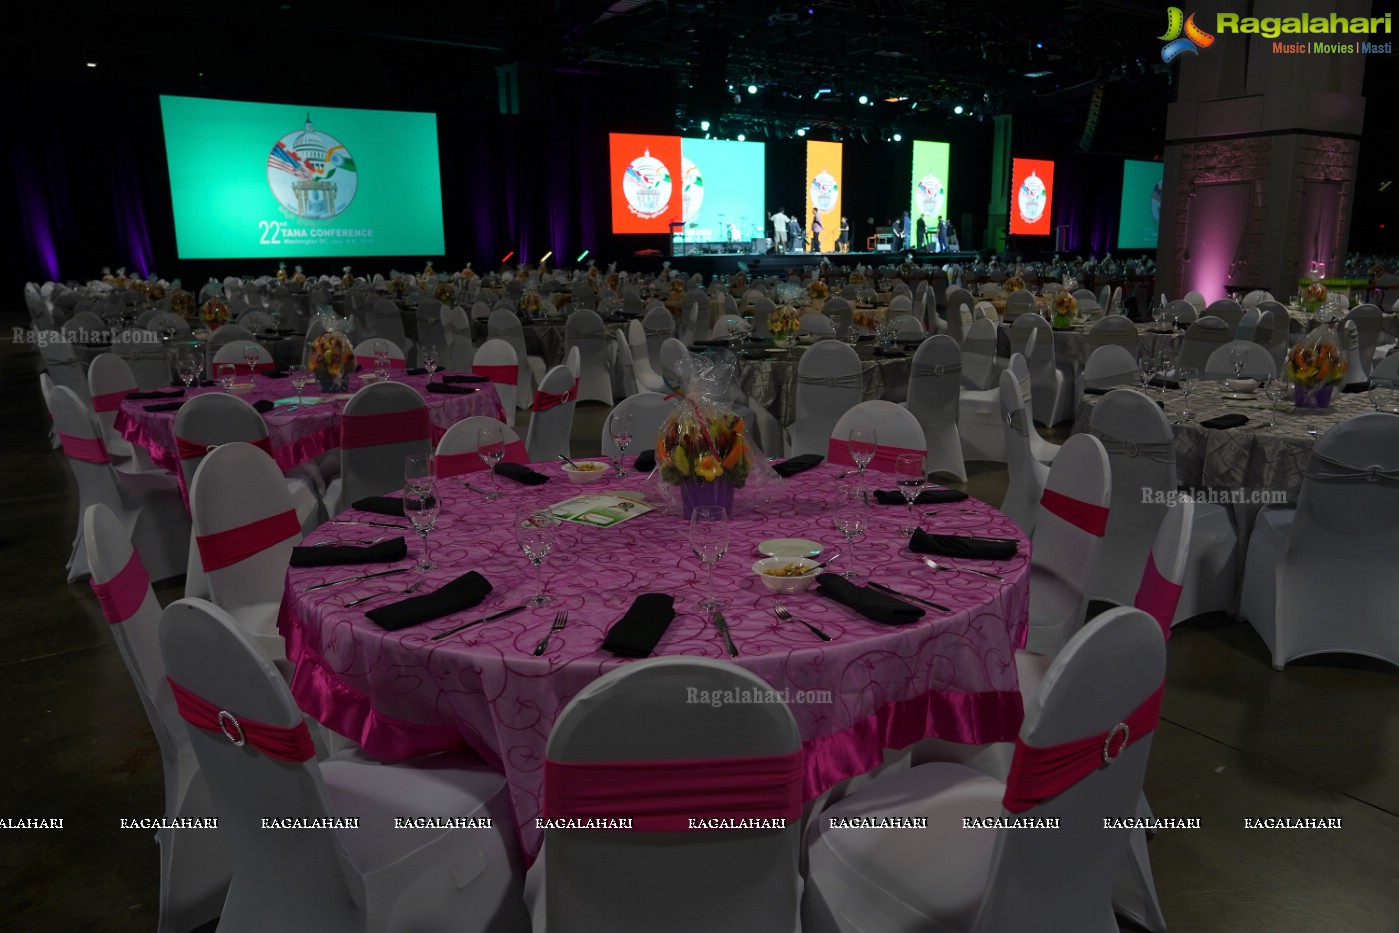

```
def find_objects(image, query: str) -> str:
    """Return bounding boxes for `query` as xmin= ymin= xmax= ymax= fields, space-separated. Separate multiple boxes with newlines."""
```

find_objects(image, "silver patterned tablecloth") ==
xmin=999 ymin=323 xmax=1179 ymax=369
xmin=737 ymin=346 xmax=912 ymax=426
xmin=1072 ymin=386 xmax=1382 ymax=501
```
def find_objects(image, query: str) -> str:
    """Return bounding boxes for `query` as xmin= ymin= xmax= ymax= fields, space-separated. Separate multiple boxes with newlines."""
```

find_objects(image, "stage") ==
xmin=622 ymin=249 xmax=984 ymax=279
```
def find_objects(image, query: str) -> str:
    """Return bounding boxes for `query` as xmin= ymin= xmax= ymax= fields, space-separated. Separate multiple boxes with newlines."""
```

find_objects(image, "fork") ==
xmin=773 ymin=602 xmax=833 ymax=641
xmin=532 ymin=611 xmax=569 ymax=655
xmin=342 ymin=576 xmax=428 ymax=608
xmin=310 ymin=535 xmax=386 ymax=548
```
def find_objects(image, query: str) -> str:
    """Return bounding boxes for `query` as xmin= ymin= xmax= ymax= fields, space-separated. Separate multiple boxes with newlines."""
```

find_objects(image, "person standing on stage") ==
xmin=902 ymin=210 xmax=913 ymax=251
xmin=891 ymin=215 xmax=905 ymax=253
xmin=838 ymin=216 xmax=850 ymax=253
xmin=788 ymin=215 xmax=803 ymax=253
xmin=811 ymin=210 xmax=823 ymax=253
xmin=916 ymin=215 xmax=927 ymax=251
xmin=937 ymin=216 xmax=949 ymax=252
xmin=769 ymin=208 xmax=789 ymax=253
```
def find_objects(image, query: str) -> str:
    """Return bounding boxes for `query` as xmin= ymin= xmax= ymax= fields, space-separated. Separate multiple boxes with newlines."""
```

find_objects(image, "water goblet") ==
xmin=516 ymin=509 xmax=561 ymax=607
xmin=1228 ymin=348 xmax=1247 ymax=379
xmin=688 ymin=506 xmax=730 ymax=612
xmin=832 ymin=499 xmax=870 ymax=582
xmin=404 ymin=453 xmax=436 ymax=489
xmin=607 ymin=411 xmax=634 ymax=477
xmin=177 ymin=356 xmax=197 ymax=390
xmin=420 ymin=345 xmax=439 ymax=381
xmin=1261 ymin=376 xmax=1279 ymax=426
xmin=243 ymin=345 xmax=260 ymax=375
xmin=894 ymin=453 xmax=926 ymax=536
xmin=477 ymin=425 xmax=505 ymax=501
xmin=1177 ymin=367 xmax=1198 ymax=421
xmin=1138 ymin=355 xmax=1155 ymax=391
xmin=847 ymin=427 xmax=878 ymax=488
xmin=288 ymin=365 xmax=308 ymax=405
xmin=216 ymin=363 xmax=237 ymax=393
xmin=403 ymin=483 xmax=440 ymax=572
xmin=193 ymin=355 xmax=206 ymax=385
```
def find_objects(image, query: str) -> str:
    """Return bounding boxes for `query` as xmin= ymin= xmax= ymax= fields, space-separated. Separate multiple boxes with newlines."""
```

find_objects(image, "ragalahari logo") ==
xmin=1160 ymin=7 xmax=1216 ymax=62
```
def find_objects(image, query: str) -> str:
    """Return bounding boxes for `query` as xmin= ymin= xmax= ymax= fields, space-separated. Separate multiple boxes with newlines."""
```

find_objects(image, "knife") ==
xmin=868 ymin=581 xmax=951 ymax=613
xmin=302 ymin=567 xmax=410 ymax=592
xmin=712 ymin=611 xmax=739 ymax=657
xmin=461 ymin=482 xmax=490 ymax=495
xmin=430 ymin=604 xmax=527 ymax=640
xmin=330 ymin=519 xmax=408 ymax=529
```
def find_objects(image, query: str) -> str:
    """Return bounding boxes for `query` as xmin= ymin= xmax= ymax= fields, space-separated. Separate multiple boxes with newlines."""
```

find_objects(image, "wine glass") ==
xmin=403 ymin=482 xmax=439 ymax=572
xmin=477 ymin=424 xmax=505 ymax=501
xmin=420 ymin=344 xmax=439 ymax=381
xmin=832 ymin=497 xmax=869 ymax=582
xmin=1138 ymin=354 xmax=1156 ymax=391
xmin=847 ymin=427 xmax=878 ymax=489
xmin=515 ymin=509 xmax=560 ymax=607
xmin=216 ymin=363 xmax=237 ymax=393
xmin=288 ymin=364 xmax=308 ymax=406
xmin=894 ymin=453 xmax=926 ymax=536
xmin=607 ymin=411 xmax=634 ymax=477
xmin=374 ymin=338 xmax=390 ymax=367
xmin=404 ymin=453 xmax=436 ymax=489
xmin=1151 ymin=302 xmax=1165 ymax=328
xmin=689 ymin=506 xmax=730 ymax=612
xmin=242 ymin=344 xmax=260 ymax=375
xmin=1262 ymin=376 xmax=1280 ymax=426
xmin=1228 ymin=348 xmax=1247 ymax=379
xmin=1177 ymin=367 xmax=1198 ymax=421
xmin=193 ymin=355 xmax=206 ymax=385
xmin=177 ymin=355 xmax=197 ymax=390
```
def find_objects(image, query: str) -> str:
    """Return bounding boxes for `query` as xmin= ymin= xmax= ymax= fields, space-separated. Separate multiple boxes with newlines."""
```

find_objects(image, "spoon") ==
xmin=799 ymin=550 xmax=843 ymax=575
xmin=558 ymin=453 xmax=585 ymax=470
xmin=921 ymin=557 xmax=1003 ymax=581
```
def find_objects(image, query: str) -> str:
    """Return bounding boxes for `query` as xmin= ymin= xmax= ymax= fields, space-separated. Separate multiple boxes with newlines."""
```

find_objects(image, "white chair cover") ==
xmin=525 ymin=364 xmax=579 ymax=462
xmin=1341 ymin=304 xmax=1384 ymax=378
xmin=1183 ymin=290 xmax=1207 ymax=311
xmin=1241 ymin=289 xmax=1273 ymax=309
xmin=957 ymin=319 xmax=1007 ymax=462
xmin=999 ymin=364 xmax=1050 ymax=534
xmin=40 ymin=337 xmax=92 ymax=403
xmin=324 ymin=382 xmax=431 ymax=516
xmin=828 ymin=401 xmax=927 ymax=467
xmin=1003 ymin=290 xmax=1036 ymax=321
xmin=87 ymin=353 xmax=150 ymax=466
xmin=750 ymin=297 xmax=774 ymax=340
xmin=943 ymin=287 xmax=973 ymax=345
xmin=1166 ymin=299 xmax=1198 ymax=325
xmin=114 ymin=329 xmax=175 ymax=389
xmin=435 ymin=416 xmax=525 ymax=475
xmin=787 ymin=342 xmax=863 ymax=457
xmin=475 ymin=338 xmax=520 ymax=424
xmin=1235 ymin=306 xmax=1261 ymax=343
xmin=887 ymin=294 xmax=913 ymax=317
xmin=1205 ymin=299 xmax=1244 ymax=334
xmin=213 ymin=341 xmax=275 ymax=370
xmin=488 ymin=309 xmax=537 ymax=405
xmin=904 ymin=336 xmax=965 ymax=481
xmin=628 ymin=320 xmax=666 ymax=394
xmin=612 ymin=331 xmax=639 ymax=399
xmin=565 ymin=308 xmax=613 ymax=404
xmin=370 ymin=298 xmax=414 ymax=360
xmin=1011 ymin=314 xmax=1073 ymax=426
xmin=415 ymin=299 xmax=448 ymax=366
xmin=1174 ymin=316 xmax=1231 ymax=374
xmin=679 ymin=301 xmax=711 ymax=344
xmin=1085 ymin=316 xmax=1139 ymax=356
xmin=443 ymin=305 xmax=476 ymax=372
xmin=1082 ymin=346 xmax=1138 ymax=390
xmin=797 ymin=313 xmax=835 ymax=336
xmin=599 ymin=391 xmax=672 ymax=459
xmin=1253 ymin=304 xmax=1290 ymax=372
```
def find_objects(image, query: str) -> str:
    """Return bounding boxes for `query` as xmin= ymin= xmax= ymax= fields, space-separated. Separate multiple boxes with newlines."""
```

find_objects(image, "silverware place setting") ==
xmin=532 ymin=610 xmax=570 ymax=655
xmin=920 ymin=557 xmax=1003 ymax=580
xmin=772 ymin=601 xmax=832 ymax=641
xmin=867 ymin=580 xmax=951 ymax=613
xmin=341 ymin=576 xmax=428 ymax=608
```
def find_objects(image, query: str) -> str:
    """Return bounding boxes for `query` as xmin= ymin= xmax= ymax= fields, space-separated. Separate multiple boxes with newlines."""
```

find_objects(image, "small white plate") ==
xmin=757 ymin=538 xmax=824 ymax=558
xmin=1220 ymin=392 xmax=1257 ymax=400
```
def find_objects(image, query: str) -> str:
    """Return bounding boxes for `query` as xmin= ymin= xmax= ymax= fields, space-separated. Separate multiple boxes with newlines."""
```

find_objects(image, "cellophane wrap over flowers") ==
xmin=307 ymin=312 xmax=357 ymax=390
xmin=1286 ymin=324 xmax=1346 ymax=407
xmin=654 ymin=352 xmax=778 ymax=516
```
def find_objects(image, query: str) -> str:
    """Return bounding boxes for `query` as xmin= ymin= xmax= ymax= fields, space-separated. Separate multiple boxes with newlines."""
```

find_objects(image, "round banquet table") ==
xmin=278 ymin=462 xmax=1031 ymax=861
xmin=114 ymin=371 xmax=505 ymax=478
xmin=736 ymin=343 xmax=914 ymax=425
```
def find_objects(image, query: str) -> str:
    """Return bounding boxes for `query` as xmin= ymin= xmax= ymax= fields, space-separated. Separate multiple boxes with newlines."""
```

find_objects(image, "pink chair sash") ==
xmin=230 ymin=361 xmax=276 ymax=375
xmin=341 ymin=407 xmax=430 ymax=448
xmin=1134 ymin=552 xmax=1183 ymax=639
xmin=91 ymin=389 xmax=131 ymax=413
xmin=167 ymin=677 xmax=315 ymax=762
xmin=1039 ymin=488 xmax=1109 ymax=536
xmin=435 ymin=440 xmax=528 ymax=477
xmin=1002 ymin=683 xmax=1163 ymax=814
xmin=473 ymin=364 xmax=519 ymax=386
xmin=354 ymin=355 xmax=407 ymax=370
xmin=196 ymin=509 xmax=300 ymax=572
xmin=176 ymin=435 xmax=274 ymax=461
xmin=89 ymin=550 xmax=150 ymax=624
xmin=543 ymin=750 xmax=804 ymax=831
xmin=530 ymin=382 xmax=579 ymax=413
xmin=59 ymin=432 xmax=111 ymax=464
xmin=827 ymin=439 xmax=924 ymax=475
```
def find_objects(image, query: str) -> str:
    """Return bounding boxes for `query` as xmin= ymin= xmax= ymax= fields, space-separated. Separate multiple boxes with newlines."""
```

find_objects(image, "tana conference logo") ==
xmin=1159 ymin=7 xmax=1216 ymax=62
xmin=266 ymin=115 xmax=358 ymax=220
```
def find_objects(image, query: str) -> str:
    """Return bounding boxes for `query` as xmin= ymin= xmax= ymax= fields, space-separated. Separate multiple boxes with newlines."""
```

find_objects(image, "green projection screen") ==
xmin=159 ymin=96 xmax=445 ymax=259
xmin=1118 ymin=160 xmax=1165 ymax=250
xmin=910 ymin=140 xmax=950 ymax=245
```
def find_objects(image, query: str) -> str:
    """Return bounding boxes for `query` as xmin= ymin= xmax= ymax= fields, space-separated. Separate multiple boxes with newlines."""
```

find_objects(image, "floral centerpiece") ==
xmin=342 ymin=266 xmax=355 ymax=288
xmin=1285 ymin=327 xmax=1346 ymax=408
xmin=460 ymin=263 xmax=476 ymax=280
xmin=1301 ymin=280 xmax=1328 ymax=313
xmin=669 ymin=278 xmax=685 ymax=300
xmin=147 ymin=283 xmax=166 ymax=302
xmin=276 ymin=262 xmax=288 ymax=282
xmin=307 ymin=329 xmax=356 ymax=392
xmin=1049 ymin=291 xmax=1078 ymax=328
xmin=731 ymin=271 xmax=747 ymax=289
xmin=1003 ymin=275 xmax=1026 ymax=293
xmin=521 ymin=289 xmax=543 ymax=316
xmin=606 ymin=272 xmax=620 ymax=291
xmin=657 ymin=354 xmax=753 ymax=517
xmin=769 ymin=306 xmax=801 ymax=340
xmin=386 ymin=277 xmax=406 ymax=296
xmin=809 ymin=280 xmax=830 ymax=300
xmin=434 ymin=281 xmax=456 ymax=304
xmin=170 ymin=290 xmax=195 ymax=318
xmin=853 ymin=311 xmax=880 ymax=332
xmin=200 ymin=298 xmax=228 ymax=331
xmin=291 ymin=265 xmax=306 ymax=284
xmin=423 ymin=261 xmax=435 ymax=277
xmin=849 ymin=270 xmax=866 ymax=286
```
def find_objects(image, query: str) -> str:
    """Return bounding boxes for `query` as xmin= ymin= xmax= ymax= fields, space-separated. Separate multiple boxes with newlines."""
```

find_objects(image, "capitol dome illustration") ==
xmin=267 ymin=114 xmax=357 ymax=220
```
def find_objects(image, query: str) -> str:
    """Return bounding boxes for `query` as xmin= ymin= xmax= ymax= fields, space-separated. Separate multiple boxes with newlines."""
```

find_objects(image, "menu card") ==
xmin=549 ymin=493 xmax=652 ymax=528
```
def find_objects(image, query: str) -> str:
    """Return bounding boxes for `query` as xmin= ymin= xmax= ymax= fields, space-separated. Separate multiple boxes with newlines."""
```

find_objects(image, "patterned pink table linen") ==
xmin=278 ymin=463 xmax=1030 ymax=860
xmin=113 ymin=372 xmax=505 ymax=475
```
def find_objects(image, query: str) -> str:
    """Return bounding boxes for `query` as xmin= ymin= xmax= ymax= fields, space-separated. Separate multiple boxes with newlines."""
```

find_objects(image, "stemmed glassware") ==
xmin=242 ymin=345 xmax=260 ymax=376
xmin=216 ymin=363 xmax=237 ymax=393
xmin=177 ymin=355 xmax=197 ymax=390
xmin=193 ymin=355 xmax=206 ymax=386
xmin=477 ymin=425 xmax=505 ymax=501
xmin=1151 ymin=301 xmax=1165 ymax=328
xmin=607 ymin=411 xmax=634 ymax=477
xmin=403 ymin=482 xmax=440 ymax=572
xmin=1228 ymin=348 xmax=1247 ymax=379
xmin=689 ymin=506 xmax=730 ymax=612
xmin=1177 ymin=367 xmax=1198 ymax=422
xmin=1138 ymin=354 xmax=1156 ymax=392
xmin=420 ymin=345 xmax=439 ymax=382
xmin=1262 ymin=376 xmax=1280 ymax=426
xmin=894 ymin=453 xmax=926 ymax=536
xmin=847 ymin=427 xmax=877 ymax=490
xmin=832 ymin=489 xmax=869 ymax=582
xmin=404 ymin=453 xmax=436 ymax=488
xmin=515 ymin=509 xmax=560 ymax=607
xmin=289 ymin=365 xmax=309 ymax=406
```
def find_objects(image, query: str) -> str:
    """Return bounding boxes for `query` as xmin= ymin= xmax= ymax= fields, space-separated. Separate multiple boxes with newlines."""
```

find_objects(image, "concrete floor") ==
xmin=4 ymin=331 xmax=1397 ymax=931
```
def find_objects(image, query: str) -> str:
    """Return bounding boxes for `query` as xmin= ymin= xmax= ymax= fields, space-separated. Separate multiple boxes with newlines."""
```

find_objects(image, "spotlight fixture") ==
xmin=954 ymin=105 xmax=964 ymax=114
xmin=858 ymin=94 xmax=869 ymax=105
xmin=747 ymin=84 xmax=758 ymax=94
xmin=737 ymin=133 xmax=746 ymax=141
xmin=700 ymin=119 xmax=710 ymax=131
xmin=86 ymin=62 xmax=97 ymax=68
xmin=892 ymin=133 xmax=902 ymax=142
xmin=796 ymin=127 xmax=807 ymax=137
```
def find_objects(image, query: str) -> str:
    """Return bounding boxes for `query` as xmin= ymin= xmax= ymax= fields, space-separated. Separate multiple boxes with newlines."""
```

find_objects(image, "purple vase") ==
xmin=679 ymin=480 xmax=735 ymax=518
xmin=1293 ymin=384 xmax=1335 ymax=409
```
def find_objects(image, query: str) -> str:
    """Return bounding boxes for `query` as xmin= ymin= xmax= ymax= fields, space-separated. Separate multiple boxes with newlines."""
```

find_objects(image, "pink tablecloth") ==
xmin=114 ymin=372 xmax=504 ymax=475
xmin=278 ymin=462 xmax=1030 ymax=861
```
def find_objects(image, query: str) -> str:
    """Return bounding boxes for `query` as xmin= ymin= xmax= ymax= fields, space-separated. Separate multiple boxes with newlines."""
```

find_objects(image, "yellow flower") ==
xmin=695 ymin=453 xmax=723 ymax=482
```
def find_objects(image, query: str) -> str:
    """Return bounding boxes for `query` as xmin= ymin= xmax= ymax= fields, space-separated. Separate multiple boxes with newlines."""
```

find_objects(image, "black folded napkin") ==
xmin=742 ymin=350 xmax=768 ymax=360
xmin=1342 ymin=382 xmax=1369 ymax=394
xmin=366 ymin=570 xmax=493 ymax=631
xmin=427 ymin=383 xmax=478 ymax=395
xmin=815 ymin=574 xmax=925 ymax=625
xmin=632 ymin=449 xmax=657 ymax=472
xmin=495 ymin=462 xmax=549 ymax=485
xmin=252 ymin=400 xmax=276 ymax=413
xmin=772 ymin=454 xmax=824 ymax=477
xmin=1199 ymin=413 xmax=1249 ymax=429
xmin=351 ymin=495 xmax=435 ymax=516
xmin=262 ymin=371 xmax=289 ymax=379
xmin=172 ymin=380 xmax=216 ymax=388
xmin=405 ymin=367 xmax=429 ymax=376
xmin=601 ymin=593 xmax=676 ymax=657
xmin=873 ymin=347 xmax=907 ymax=358
xmin=289 ymin=536 xmax=408 ymax=568
xmin=127 ymin=389 xmax=184 ymax=400
xmin=872 ymin=489 xmax=970 ymax=506
xmin=144 ymin=401 xmax=185 ymax=412
xmin=910 ymin=529 xmax=1018 ymax=560
xmin=444 ymin=373 xmax=490 ymax=383
xmin=1147 ymin=376 xmax=1180 ymax=390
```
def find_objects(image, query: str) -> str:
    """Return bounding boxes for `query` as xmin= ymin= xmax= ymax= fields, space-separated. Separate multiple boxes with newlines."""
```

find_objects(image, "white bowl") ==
xmin=562 ymin=461 xmax=610 ymax=484
xmin=1226 ymin=378 xmax=1259 ymax=393
xmin=752 ymin=557 xmax=820 ymax=594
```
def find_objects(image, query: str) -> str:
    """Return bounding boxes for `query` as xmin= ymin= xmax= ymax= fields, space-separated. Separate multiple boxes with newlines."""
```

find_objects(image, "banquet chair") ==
xmin=981 ymin=283 xmax=1003 ymax=298
xmin=149 ymin=310 xmax=192 ymax=338
xmin=83 ymin=504 xmax=231 ymax=933
xmin=474 ymin=339 xmax=520 ymax=425
xmin=40 ymin=372 xmax=62 ymax=449
xmin=115 ymin=330 xmax=175 ymax=389
xmin=720 ymin=291 xmax=740 ymax=318
xmin=1086 ymin=315 xmax=1139 ymax=356
xmin=1241 ymin=289 xmax=1273 ymax=309
xmin=892 ymin=281 xmax=912 ymax=299
xmin=415 ymin=299 xmax=449 ymax=366
xmin=471 ymin=300 xmax=493 ymax=324
xmin=1003 ymin=290 xmax=1036 ymax=321
xmin=710 ymin=315 xmax=744 ymax=339
xmin=1183 ymin=290 xmax=1207 ymax=312
xmin=236 ymin=309 xmax=275 ymax=333
xmin=612 ymin=332 xmax=639 ymax=400
xmin=750 ymin=297 xmax=775 ymax=339
xmin=443 ymin=305 xmax=476 ymax=372
xmin=531 ymin=658 xmax=801 ymax=933
xmin=324 ymin=382 xmax=432 ymax=517
xmin=622 ymin=286 xmax=644 ymax=315
xmin=488 ymin=309 xmax=542 ymax=406
xmin=525 ymin=365 xmax=579 ymax=463
xmin=159 ymin=598 xmax=530 ymax=933
xmin=64 ymin=309 xmax=107 ymax=334
xmin=797 ymin=313 xmax=835 ymax=336
xmin=892 ymin=315 xmax=926 ymax=339
xmin=1253 ymin=304 xmax=1290 ymax=372
xmin=1010 ymin=314 xmax=1073 ymax=426
xmin=564 ymin=345 xmax=581 ymax=381
xmin=1373 ymin=352 xmax=1399 ymax=381
xmin=903 ymin=336 xmax=966 ymax=481
xmin=570 ymin=284 xmax=596 ymax=312
xmin=656 ymin=338 xmax=691 ymax=394
xmin=1205 ymin=299 xmax=1244 ymax=334
xmin=205 ymin=325 xmax=257 ymax=370
xmin=1071 ymin=288 xmax=1096 ymax=305
xmin=958 ymin=318 xmax=998 ymax=391
xmin=1235 ymin=306 xmax=1261 ymax=342
xmin=351 ymin=338 xmax=406 ymax=373
xmin=1173 ymin=316 xmax=1231 ymax=374
xmin=434 ymin=416 xmax=528 ymax=477
xmin=50 ymin=385 xmax=189 ymax=583
xmin=819 ymin=297 xmax=853 ymax=335
xmin=828 ymin=401 xmax=927 ymax=473
xmin=628 ymin=320 xmax=666 ymax=394
xmin=787 ymin=342 xmax=864 ymax=457
xmin=1203 ymin=340 xmax=1277 ymax=381
xmin=998 ymin=365 xmax=1050 ymax=534
xmin=641 ymin=305 xmax=676 ymax=377
xmin=565 ymin=308 xmax=613 ymax=405
xmin=958 ymin=319 xmax=1007 ymax=462
xmin=369 ymin=298 xmax=415 ymax=362
xmin=600 ymin=391 xmax=672 ymax=460
xmin=888 ymin=294 xmax=914 ymax=318
xmin=679 ymin=301 xmax=712 ymax=345
xmin=1341 ymin=304 xmax=1384 ymax=377
xmin=1237 ymin=413 xmax=1399 ymax=669
xmin=212 ymin=341 xmax=276 ymax=377
xmin=1081 ymin=345 xmax=1139 ymax=391
xmin=87 ymin=352 xmax=159 ymax=469
xmin=1162 ymin=300 xmax=1195 ymax=327
xmin=40 ymin=337 xmax=92 ymax=403
xmin=804 ymin=605 xmax=1164 ymax=933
